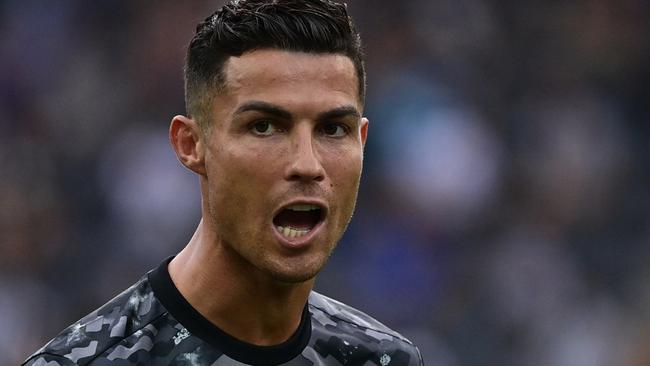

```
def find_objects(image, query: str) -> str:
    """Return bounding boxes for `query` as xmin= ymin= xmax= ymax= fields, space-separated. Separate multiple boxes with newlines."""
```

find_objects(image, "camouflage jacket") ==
xmin=24 ymin=258 xmax=423 ymax=365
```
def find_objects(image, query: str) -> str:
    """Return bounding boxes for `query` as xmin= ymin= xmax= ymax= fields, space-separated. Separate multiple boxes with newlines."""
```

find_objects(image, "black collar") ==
xmin=148 ymin=257 xmax=312 ymax=365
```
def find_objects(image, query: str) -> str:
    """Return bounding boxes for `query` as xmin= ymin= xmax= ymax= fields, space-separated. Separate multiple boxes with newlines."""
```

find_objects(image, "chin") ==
xmin=270 ymin=270 xmax=318 ymax=284
xmin=264 ymin=257 xmax=328 ymax=284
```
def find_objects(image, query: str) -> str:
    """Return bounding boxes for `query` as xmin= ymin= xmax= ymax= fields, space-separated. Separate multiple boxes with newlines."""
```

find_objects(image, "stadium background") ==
xmin=1 ymin=0 xmax=649 ymax=365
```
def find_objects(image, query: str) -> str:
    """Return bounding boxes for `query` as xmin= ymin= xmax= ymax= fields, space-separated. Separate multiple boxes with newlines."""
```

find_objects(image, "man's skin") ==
xmin=168 ymin=50 xmax=369 ymax=347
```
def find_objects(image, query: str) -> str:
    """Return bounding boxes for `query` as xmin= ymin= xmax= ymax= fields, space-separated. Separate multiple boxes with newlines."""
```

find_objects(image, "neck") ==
xmin=168 ymin=219 xmax=314 ymax=346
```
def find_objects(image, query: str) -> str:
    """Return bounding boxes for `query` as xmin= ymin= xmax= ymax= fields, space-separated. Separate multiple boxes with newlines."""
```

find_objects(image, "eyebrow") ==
xmin=316 ymin=105 xmax=361 ymax=122
xmin=233 ymin=101 xmax=361 ymax=121
xmin=234 ymin=101 xmax=292 ymax=120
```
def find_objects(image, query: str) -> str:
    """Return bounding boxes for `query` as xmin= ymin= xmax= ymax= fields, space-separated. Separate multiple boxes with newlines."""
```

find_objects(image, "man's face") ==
xmin=202 ymin=49 xmax=368 ymax=283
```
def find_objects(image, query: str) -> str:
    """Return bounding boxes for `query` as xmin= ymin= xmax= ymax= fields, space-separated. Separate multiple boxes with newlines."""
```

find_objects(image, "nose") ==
xmin=285 ymin=125 xmax=325 ymax=182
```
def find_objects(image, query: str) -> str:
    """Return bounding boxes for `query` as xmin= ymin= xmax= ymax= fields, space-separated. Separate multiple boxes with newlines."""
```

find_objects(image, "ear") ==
xmin=360 ymin=117 xmax=369 ymax=148
xmin=169 ymin=115 xmax=206 ymax=176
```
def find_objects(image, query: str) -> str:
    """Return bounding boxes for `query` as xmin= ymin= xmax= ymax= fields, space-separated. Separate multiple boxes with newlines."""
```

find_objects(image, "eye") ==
xmin=250 ymin=120 xmax=278 ymax=136
xmin=321 ymin=123 xmax=349 ymax=137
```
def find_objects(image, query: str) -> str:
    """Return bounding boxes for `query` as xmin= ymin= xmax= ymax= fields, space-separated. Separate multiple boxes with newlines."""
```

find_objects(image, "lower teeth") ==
xmin=276 ymin=226 xmax=310 ymax=238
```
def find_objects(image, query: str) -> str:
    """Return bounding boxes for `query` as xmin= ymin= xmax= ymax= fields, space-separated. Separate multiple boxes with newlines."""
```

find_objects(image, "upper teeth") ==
xmin=287 ymin=204 xmax=320 ymax=212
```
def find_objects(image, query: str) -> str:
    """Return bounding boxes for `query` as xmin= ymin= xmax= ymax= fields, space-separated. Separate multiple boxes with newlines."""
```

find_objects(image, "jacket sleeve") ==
xmin=23 ymin=353 xmax=77 ymax=366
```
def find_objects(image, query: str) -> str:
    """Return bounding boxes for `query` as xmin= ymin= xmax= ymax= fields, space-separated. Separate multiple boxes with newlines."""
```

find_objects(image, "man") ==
xmin=24 ymin=1 xmax=423 ymax=365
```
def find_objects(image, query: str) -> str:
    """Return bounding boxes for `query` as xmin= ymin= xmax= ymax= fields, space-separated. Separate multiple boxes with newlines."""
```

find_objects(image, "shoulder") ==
xmin=23 ymin=275 xmax=167 ymax=366
xmin=308 ymin=291 xmax=423 ymax=365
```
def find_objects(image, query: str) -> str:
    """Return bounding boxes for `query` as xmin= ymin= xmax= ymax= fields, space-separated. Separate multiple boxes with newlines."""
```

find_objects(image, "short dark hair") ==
xmin=184 ymin=0 xmax=365 ymax=131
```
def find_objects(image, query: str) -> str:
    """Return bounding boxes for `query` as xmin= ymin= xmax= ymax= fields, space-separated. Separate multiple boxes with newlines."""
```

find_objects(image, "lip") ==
xmin=271 ymin=198 xmax=328 ymax=250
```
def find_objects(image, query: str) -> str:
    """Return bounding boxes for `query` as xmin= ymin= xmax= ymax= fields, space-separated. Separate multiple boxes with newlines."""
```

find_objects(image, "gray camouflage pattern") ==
xmin=23 ymin=275 xmax=423 ymax=365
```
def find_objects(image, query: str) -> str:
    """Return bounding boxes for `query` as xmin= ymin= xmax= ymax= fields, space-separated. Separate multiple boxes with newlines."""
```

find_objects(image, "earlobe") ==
xmin=169 ymin=115 xmax=206 ymax=175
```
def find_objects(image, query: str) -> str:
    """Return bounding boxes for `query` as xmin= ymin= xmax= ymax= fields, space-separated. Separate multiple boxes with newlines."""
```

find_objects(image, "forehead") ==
xmin=220 ymin=49 xmax=360 ymax=109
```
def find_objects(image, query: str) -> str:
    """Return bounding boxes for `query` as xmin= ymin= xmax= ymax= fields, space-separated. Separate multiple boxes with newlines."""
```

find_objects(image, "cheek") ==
xmin=325 ymin=146 xmax=363 ymax=183
xmin=206 ymin=150 xmax=253 ymax=214
xmin=209 ymin=146 xmax=280 ymax=211
xmin=326 ymin=152 xmax=363 ymax=204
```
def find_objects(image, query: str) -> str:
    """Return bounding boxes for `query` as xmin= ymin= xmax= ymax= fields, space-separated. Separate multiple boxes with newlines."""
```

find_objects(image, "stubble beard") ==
xmin=208 ymin=207 xmax=355 ymax=286
xmin=206 ymin=176 xmax=361 ymax=285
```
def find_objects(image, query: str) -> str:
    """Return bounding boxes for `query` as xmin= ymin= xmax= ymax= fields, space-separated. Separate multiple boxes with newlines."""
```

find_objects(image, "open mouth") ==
xmin=273 ymin=203 xmax=324 ymax=239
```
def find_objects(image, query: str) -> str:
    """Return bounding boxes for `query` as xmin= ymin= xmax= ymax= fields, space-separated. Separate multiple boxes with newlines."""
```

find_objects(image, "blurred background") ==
xmin=1 ymin=0 xmax=649 ymax=365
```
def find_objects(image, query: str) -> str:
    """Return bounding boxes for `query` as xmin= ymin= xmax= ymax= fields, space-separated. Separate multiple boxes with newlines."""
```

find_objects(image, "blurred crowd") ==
xmin=1 ymin=0 xmax=648 ymax=365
